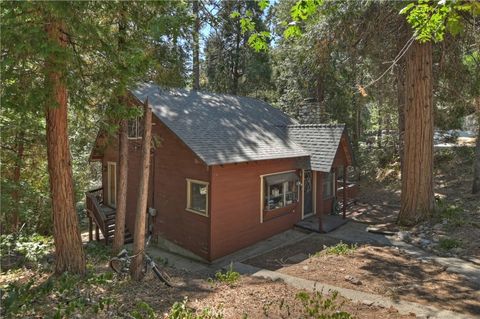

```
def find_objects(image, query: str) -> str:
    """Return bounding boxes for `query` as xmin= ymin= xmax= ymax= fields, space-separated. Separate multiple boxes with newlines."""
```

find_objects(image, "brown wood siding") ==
xmin=315 ymin=134 xmax=351 ymax=215
xmin=151 ymin=116 xmax=210 ymax=259
xmin=210 ymin=158 xmax=305 ymax=260
xmin=102 ymin=116 xmax=210 ymax=260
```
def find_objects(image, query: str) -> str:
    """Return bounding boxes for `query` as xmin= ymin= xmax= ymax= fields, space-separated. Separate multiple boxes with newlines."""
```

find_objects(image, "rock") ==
xmin=442 ymin=219 xmax=449 ymax=225
xmin=433 ymin=223 xmax=443 ymax=231
xmin=420 ymin=239 xmax=431 ymax=247
xmin=288 ymin=253 xmax=308 ymax=263
xmin=339 ymin=268 xmax=346 ymax=272
xmin=397 ymin=231 xmax=410 ymax=241
xmin=344 ymin=275 xmax=362 ymax=285
xmin=362 ymin=300 xmax=374 ymax=306
xmin=302 ymin=266 xmax=309 ymax=271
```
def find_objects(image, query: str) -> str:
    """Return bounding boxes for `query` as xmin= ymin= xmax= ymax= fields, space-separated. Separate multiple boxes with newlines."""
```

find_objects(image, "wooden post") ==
xmin=95 ymin=225 xmax=100 ymax=241
xmin=88 ymin=215 xmax=93 ymax=241
xmin=317 ymin=172 xmax=323 ymax=232
xmin=343 ymin=166 xmax=347 ymax=219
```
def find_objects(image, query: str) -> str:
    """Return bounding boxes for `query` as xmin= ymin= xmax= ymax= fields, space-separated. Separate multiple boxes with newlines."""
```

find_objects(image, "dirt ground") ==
xmin=349 ymin=146 xmax=480 ymax=260
xmin=0 ymin=263 xmax=415 ymax=319
xmin=246 ymin=237 xmax=480 ymax=316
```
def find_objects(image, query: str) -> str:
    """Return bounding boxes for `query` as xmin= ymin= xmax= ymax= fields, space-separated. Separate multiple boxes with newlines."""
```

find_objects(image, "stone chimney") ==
xmin=298 ymin=97 xmax=328 ymax=124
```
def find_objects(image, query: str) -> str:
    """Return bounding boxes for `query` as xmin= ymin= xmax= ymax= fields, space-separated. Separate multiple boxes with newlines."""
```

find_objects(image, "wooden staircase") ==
xmin=86 ymin=187 xmax=133 ymax=245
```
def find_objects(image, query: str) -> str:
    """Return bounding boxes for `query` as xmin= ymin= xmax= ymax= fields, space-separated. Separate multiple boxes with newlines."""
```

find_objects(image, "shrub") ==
xmin=438 ymin=238 xmax=462 ymax=251
xmin=323 ymin=242 xmax=358 ymax=255
xmin=130 ymin=301 xmax=156 ymax=319
xmin=212 ymin=263 xmax=240 ymax=285
xmin=0 ymin=233 xmax=53 ymax=270
xmin=294 ymin=290 xmax=352 ymax=319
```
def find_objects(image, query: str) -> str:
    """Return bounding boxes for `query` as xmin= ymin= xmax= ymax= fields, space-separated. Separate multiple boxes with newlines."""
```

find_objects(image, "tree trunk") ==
xmin=192 ymin=0 xmax=201 ymax=90
xmin=398 ymin=40 xmax=434 ymax=226
xmin=472 ymin=100 xmax=480 ymax=194
xmin=112 ymin=6 xmax=128 ymax=254
xmin=130 ymin=103 xmax=152 ymax=281
xmin=396 ymin=28 xmax=407 ymax=172
xmin=377 ymin=93 xmax=383 ymax=149
xmin=10 ymin=131 xmax=24 ymax=233
xmin=45 ymin=19 xmax=85 ymax=275
xmin=113 ymin=119 xmax=128 ymax=253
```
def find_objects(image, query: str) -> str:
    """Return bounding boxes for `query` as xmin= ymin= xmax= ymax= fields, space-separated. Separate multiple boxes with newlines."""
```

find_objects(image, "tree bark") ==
xmin=398 ymin=40 xmax=434 ymax=226
xmin=396 ymin=33 xmax=407 ymax=171
xmin=10 ymin=131 xmax=24 ymax=233
xmin=192 ymin=0 xmax=201 ymax=90
xmin=472 ymin=99 xmax=480 ymax=194
xmin=113 ymin=119 xmax=128 ymax=253
xmin=130 ymin=103 xmax=152 ymax=281
xmin=45 ymin=19 xmax=85 ymax=275
xmin=112 ymin=6 xmax=128 ymax=254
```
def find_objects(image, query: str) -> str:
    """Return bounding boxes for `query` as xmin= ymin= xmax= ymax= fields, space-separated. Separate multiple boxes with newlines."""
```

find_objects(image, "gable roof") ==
xmin=287 ymin=124 xmax=347 ymax=172
xmin=132 ymin=83 xmax=309 ymax=165
xmin=129 ymin=83 xmax=353 ymax=170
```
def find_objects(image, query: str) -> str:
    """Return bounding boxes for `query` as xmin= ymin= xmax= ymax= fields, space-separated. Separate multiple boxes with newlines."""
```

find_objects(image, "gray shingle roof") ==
xmin=131 ymin=84 xmax=349 ymax=170
xmin=131 ymin=83 xmax=309 ymax=165
xmin=287 ymin=124 xmax=346 ymax=172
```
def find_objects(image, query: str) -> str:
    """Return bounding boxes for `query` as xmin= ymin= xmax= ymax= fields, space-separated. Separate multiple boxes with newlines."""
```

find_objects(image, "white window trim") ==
xmin=107 ymin=161 xmax=117 ymax=207
xmin=127 ymin=117 xmax=142 ymax=140
xmin=302 ymin=170 xmax=317 ymax=219
xmin=186 ymin=178 xmax=209 ymax=217
xmin=260 ymin=170 xmax=298 ymax=223
xmin=323 ymin=171 xmax=336 ymax=199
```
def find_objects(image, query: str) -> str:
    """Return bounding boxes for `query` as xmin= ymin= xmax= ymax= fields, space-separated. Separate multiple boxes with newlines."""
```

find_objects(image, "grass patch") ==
xmin=435 ymin=200 xmax=466 ymax=228
xmin=210 ymin=263 xmax=240 ymax=286
xmin=323 ymin=242 xmax=358 ymax=256
xmin=438 ymin=238 xmax=462 ymax=251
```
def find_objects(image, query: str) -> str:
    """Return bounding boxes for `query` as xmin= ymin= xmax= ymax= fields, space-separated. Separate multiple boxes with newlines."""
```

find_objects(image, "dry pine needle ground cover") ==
xmin=246 ymin=238 xmax=480 ymax=316
xmin=0 ymin=262 xmax=415 ymax=319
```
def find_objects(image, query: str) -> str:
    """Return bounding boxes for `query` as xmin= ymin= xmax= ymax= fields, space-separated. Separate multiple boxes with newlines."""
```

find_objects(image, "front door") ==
xmin=107 ymin=162 xmax=117 ymax=207
xmin=303 ymin=169 xmax=313 ymax=217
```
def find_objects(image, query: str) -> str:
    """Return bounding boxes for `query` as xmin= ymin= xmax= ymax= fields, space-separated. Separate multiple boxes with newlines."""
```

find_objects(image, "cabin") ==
xmin=87 ymin=83 xmax=357 ymax=262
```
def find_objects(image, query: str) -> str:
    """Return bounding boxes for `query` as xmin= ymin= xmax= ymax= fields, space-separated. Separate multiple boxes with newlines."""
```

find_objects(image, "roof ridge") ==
xmin=286 ymin=123 xmax=345 ymax=128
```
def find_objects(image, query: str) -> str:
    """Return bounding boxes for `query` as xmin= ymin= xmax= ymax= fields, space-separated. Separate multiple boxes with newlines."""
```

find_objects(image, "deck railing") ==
xmin=86 ymin=187 xmax=109 ymax=243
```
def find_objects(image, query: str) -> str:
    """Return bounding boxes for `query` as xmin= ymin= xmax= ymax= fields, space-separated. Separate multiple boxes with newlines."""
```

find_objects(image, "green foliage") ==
xmin=323 ymin=242 xmax=358 ymax=256
xmin=401 ymin=0 xmax=480 ymax=42
xmin=438 ymin=238 xmax=462 ymax=251
xmin=211 ymin=264 xmax=241 ymax=285
xmin=0 ymin=270 xmax=117 ymax=318
xmin=435 ymin=199 xmax=466 ymax=229
xmin=204 ymin=0 xmax=273 ymax=96
xmin=85 ymin=241 xmax=112 ymax=262
xmin=168 ymin=297 xmax=224 ymax=319
xmin=130 ymin=301 xmax=157 ymax=319
xmin=294 ymin=290 xmax=352 ymax=319
xmin=0 ymin=233 xmax=53 ymax=268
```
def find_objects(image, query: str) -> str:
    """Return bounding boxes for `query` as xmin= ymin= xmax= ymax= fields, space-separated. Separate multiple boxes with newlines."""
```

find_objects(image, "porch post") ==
xmin=343 ymin=165 xmax=347 ymax=219
xmin=95 ymin=225 xmax=100 ymax=241
xmin=317 ymin=171 xmax=324 ymax=232
xmin=88 ymin=215 xmax=93 ymax=241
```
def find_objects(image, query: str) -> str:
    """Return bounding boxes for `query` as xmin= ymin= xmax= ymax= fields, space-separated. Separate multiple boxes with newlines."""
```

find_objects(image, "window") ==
xmin=263 ymin=172 xmax=300 ymax=211
xmin=128 ymin=117 xmax=143 ymax=139
xmin=186 ymin=179 xmax=208 ymax=216
xmin=323 ymin=171 xmax=335 ymax=198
